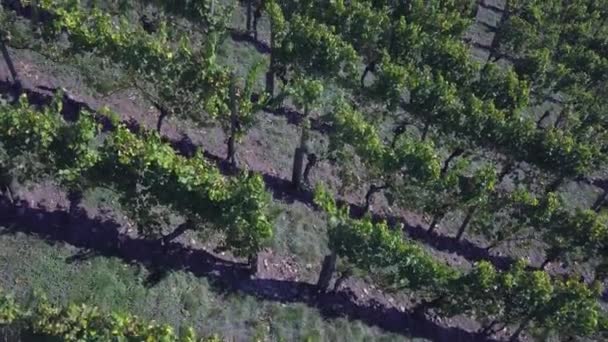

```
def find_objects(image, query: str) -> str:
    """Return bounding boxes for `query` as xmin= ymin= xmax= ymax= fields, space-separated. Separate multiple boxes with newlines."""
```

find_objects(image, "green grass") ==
xmin=218 ymin=38 xmax=269 ymax=84
xmin=0 ymin=228 xmax=414 ymax=341
xmin=271 ymin=200 xmax=329 ymax=273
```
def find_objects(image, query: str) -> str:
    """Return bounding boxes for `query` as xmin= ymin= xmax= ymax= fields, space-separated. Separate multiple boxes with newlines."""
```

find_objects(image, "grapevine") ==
xmin=0 ymin=96 xmax=273 ymax=259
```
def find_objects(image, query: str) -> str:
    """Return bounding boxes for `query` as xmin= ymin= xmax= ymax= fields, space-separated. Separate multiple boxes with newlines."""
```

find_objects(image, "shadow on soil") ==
xmin=229 ymin=29 xmax=271 ymax=55
xmin=0 ymin=197 xmax=497 ymax=342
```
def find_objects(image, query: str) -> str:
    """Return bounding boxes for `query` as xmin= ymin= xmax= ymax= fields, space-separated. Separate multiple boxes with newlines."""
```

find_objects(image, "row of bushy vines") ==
xmin=313 ymin=185 xmax=607 ymax=341
xmin=0 ymin=96 xmax=272 ymax=262
xmin=0 ymin=288 xmax=221 ymax=341
xmin=265 ymin=0 xmax=606 ymax=179
xmin=323 ymin=99 xmax=608 ymax=273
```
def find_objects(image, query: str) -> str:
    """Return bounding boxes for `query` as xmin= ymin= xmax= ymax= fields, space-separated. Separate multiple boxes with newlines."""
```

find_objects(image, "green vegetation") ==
xmin=0 ymin=231 xmax=409 ymax=341
xmin=0 ymin=285 xmax=222 ymax=341
xmin=0 ymin=96 xmax=273 ymax=260
xmin=314 ymin=185 xmax=606 ymax=340
xmin=0 ymin=0 xmax=607 ymax=341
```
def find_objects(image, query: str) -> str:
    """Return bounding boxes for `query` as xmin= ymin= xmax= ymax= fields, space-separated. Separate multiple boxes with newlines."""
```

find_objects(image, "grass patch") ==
xmin=272 ymin=201 xmax=329 ymax=269
xmin=0 ymin=227 xmax=416 ymax=341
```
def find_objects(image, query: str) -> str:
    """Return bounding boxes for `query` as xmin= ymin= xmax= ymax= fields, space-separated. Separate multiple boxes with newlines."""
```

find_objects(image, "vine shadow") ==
xmin=0 ymin=196 xmax=498 ymax=342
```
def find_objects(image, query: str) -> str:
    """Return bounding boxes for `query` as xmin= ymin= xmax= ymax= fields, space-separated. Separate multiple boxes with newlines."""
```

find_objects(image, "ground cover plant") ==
xmin=0 ymin=0 xmax=607 ymax=341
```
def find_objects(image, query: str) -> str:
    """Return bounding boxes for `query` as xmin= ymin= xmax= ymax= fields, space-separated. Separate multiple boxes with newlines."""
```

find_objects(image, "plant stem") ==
xmin=317 ymin=251 xmax=337 ymax=292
